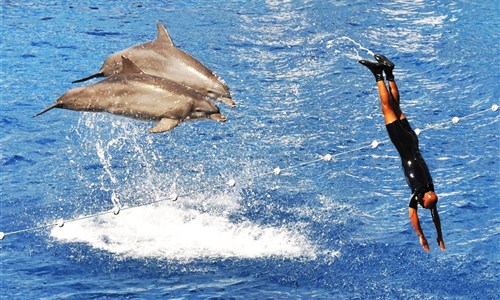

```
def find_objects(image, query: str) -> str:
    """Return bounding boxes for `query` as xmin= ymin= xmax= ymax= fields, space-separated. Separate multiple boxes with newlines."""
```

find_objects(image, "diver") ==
xmin=359 ymin=54 xmax=446 ymax=252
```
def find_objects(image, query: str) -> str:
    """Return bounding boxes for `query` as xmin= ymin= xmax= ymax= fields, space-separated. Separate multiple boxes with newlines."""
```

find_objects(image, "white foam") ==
xmin=50 ymin=194 xmax=316 ymax=261
xmin=59 ymin=115 xmax=318 ymax=261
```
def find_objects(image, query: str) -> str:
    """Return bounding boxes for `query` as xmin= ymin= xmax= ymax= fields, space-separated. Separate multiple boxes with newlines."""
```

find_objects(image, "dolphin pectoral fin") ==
xmin=148 ymin=118 xmax=180 ymax=133
xmin=218 ymin=97 xmax=237 ymax=108
xmin=156 ymin=23 xmax=174 ymax=46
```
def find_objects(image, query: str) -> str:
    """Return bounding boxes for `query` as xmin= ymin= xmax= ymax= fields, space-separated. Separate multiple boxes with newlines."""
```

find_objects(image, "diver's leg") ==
xmin=388 ymin=80 xmax=406 ymax=121
xmin=359 ymin=59 xmax=399 ymax=125
xmin=377 ymin=80 xmax=399 ymax=125
xmin=388 ymin=81 xmax=399 ymax=104
xmin=375 ymin=54 xmax=406 ymax=121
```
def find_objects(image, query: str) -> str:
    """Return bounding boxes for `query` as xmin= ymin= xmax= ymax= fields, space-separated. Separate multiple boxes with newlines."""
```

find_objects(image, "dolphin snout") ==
xmin=210 ymin=113 xmax=227 ymax=122
xmin=218 ymin=97 xmax=237 ymax=108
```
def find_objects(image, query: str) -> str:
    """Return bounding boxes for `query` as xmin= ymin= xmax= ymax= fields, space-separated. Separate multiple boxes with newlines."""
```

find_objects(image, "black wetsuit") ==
xmin=386 ymin=118 xmax=434 ymax=209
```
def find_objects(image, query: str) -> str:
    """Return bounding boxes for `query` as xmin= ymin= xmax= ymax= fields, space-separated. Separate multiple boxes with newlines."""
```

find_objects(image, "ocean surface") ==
xmin=1 ymin=0 xmax=499 ymax=299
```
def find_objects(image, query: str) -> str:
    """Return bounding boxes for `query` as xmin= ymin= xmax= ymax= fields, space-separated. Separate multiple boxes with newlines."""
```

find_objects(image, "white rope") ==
xmin=0 ymin=104 xmax=497 ymax=240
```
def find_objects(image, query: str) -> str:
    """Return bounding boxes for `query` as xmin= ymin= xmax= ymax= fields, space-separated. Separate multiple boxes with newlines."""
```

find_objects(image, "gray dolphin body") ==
xmin=35 ymin=56 xmax=227 ymax=133
xmin=73 ymin=23 xmax=236 ymax=108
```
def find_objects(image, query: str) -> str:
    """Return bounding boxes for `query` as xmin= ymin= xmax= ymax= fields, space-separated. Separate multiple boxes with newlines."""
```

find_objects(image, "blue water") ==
xmin=1 ymin=0 xmax=499 ymax=298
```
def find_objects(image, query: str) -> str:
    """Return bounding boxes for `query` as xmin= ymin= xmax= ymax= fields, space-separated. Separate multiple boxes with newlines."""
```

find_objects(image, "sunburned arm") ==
xmin=431 ymin=208 xmax=446 ymax=252
xmin=409 ymin=207 xmax=430 ymax=252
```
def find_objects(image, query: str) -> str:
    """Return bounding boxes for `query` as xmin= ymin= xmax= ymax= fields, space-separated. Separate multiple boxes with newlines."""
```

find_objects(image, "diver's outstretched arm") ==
xmin=431 ymin=208 xmax=446 ymax=252
xmin=409 ymin=207 xmax=430 ymax=252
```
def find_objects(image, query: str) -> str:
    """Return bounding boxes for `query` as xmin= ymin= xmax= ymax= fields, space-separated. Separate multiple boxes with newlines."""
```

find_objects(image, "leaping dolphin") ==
xmin=35 ymin=56 xmax=227 ymax=133
xmin=73 ymin=23 xmax=236 ymax=108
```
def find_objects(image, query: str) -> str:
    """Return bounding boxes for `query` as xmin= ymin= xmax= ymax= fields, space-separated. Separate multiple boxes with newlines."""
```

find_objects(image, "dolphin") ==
xmin=73 ymin=23 xmax=236 ymax=108
xmin=34 ymin=56 xmax=227 ymax=133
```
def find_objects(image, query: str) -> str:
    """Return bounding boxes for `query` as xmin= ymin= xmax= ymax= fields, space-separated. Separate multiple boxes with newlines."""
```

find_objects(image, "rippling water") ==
xmin=1 ymin=1 xmax=499 ymax=298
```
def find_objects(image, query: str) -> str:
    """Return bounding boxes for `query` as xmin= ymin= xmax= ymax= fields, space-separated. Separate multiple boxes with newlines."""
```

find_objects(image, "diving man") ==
xmin=359 ymin=54 xmax=446 ymax=252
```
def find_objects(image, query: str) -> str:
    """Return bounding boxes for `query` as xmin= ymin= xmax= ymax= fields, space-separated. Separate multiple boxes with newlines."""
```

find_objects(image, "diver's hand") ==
xmin=437 ymin=237 xmax=446 ymax=252
xmin=419 ymin=236 xmax=430 ymax=252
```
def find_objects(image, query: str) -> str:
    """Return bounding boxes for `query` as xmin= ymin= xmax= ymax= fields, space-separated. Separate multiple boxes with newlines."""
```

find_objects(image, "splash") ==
xmin=50 ymin=192 xmax=317 ymax=261
xmin=326 ymin=36 xmax=374 ymax=60
xmin=54 ymin=113 xmax=317 ymax=260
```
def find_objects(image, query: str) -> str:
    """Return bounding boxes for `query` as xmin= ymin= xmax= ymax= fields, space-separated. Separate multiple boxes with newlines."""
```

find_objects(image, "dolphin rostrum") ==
xmin=73 ymin=23 xmax=236 ymax=108
xmin=34 ymin=56 xmax=227 ymax=133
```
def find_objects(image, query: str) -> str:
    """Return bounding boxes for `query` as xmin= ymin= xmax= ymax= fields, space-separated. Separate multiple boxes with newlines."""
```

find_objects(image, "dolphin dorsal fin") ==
xmin=120 ymin=56 xmax=144 ymax=74
xmin=155 ymin=23 xmax=174 ymax=46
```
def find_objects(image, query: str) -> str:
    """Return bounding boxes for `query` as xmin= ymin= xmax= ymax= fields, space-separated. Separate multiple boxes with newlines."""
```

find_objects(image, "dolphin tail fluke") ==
xmin=32 ymin=103 xmax=62 ymax=118
xmin=72 ymin=72 xmax=104 ymax=83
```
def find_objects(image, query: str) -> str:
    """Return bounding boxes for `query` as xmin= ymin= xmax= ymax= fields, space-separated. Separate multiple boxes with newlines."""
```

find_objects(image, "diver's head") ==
xmin=419 ymin=191 xmax=438 ymax=209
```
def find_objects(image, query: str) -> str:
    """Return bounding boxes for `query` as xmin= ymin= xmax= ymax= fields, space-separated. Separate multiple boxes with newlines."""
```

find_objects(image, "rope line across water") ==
xmin=1 ymin=104 xmax=497 ymax=240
